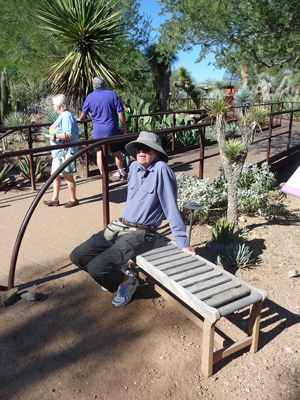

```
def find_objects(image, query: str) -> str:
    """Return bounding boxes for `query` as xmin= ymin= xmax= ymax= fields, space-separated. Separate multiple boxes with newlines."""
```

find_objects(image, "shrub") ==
xmin=177 ymin=162 xmax=287 ymax=221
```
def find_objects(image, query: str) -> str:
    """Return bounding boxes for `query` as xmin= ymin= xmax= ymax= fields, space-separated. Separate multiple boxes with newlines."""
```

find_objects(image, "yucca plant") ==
xmin=0 ymin=161 xmax=13 ymax=189
xmin=212 ymin=216 xmax=240 ymax=244
xmin=35 ymin=0 xmax=124 ymax=108
xmin=19 ymin=156 xmax=47 ymax=182
xmin=249 ymin=105 xmax=270 ymax=141
xmin=3 ymin=112 xmax=31 ymax=142
xmin=221 ymin=138 xmax=244 ymax=164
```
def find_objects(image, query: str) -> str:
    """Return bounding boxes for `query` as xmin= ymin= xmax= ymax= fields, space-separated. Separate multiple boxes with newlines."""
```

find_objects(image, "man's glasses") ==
xmin=135 ymin=144 xmax=151 ymax=153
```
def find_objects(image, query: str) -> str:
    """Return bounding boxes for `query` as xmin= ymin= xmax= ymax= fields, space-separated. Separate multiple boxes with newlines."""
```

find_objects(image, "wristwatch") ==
xmin=53 ymin=134 xmax=56 ymax=140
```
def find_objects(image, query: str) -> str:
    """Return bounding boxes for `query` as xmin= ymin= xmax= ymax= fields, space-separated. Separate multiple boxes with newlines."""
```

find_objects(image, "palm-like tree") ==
xmin=145 ymin=43 xmax=178 ymax=112
xmin=36 ymin=0 xmax=124 ymax=107
xmin=207 ymin=91 xmax=269 ymax=224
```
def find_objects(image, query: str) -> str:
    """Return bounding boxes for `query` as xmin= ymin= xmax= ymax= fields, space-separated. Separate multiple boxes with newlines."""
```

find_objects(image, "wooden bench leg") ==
xmin=248 ymin=300 xmax=263 ymax=353
xmin=201 ymin=319 xmax=215 ymax=377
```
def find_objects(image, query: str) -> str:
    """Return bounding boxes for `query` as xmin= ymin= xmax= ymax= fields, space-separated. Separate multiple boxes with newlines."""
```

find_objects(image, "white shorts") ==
xmin=51 ymin=156 xmax=75 ymax=176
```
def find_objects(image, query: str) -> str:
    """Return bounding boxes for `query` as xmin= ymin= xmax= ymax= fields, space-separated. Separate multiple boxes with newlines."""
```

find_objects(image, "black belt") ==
xmin=119 ymin=218 xmax=157 ymax=232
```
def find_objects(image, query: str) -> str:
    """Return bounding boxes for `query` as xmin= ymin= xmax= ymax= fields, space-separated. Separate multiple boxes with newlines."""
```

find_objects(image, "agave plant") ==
xmin=221 ymin=138 xmax=244 ymax=163
xmin=226 ymin=122 xmax=240 ymax=137
xmin=0 ymin=161 xmax=13 ymax=189
xmin=35 ymin=0 xmax=124 ymax=108
xmin=19 ymin=156 xmax=47 ymax=182
xmin=3 ymin=112 xmax=31 ymax=142
xmin=214 ymin=242 xmax=253 ymax=269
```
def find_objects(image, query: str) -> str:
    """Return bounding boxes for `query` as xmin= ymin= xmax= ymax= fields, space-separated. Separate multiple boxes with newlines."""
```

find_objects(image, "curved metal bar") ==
xmin=7 ymin=140 xmax=116 ymax=290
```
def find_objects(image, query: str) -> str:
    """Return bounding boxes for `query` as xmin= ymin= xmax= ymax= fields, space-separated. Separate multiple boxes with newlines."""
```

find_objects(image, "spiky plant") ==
xmin=4 ymin=112 xmax=31 ymax=142
xmin=221 ymin=139 xmax=244 ymax=163
xmin=19 ymin=156 xmax=47 ymax=181
xmin=249 ymin=106 xmax=270 ymax=139
xmin=226 ymin=122 xmax=240 ymax=137
xmin=234 ymin=86 xmax=253 ymax=109
xmin=206 ymin=97 xmax=231 ymax=142
xmin=214 ymin=242 xmax=253 ymax=269
xmin=0 ymin=161 xmax=13 ymax=189
xmin=35 ymin=0 xmax=124 ymax=108
xmin=212 ymin=216 xmax=240 ymax=244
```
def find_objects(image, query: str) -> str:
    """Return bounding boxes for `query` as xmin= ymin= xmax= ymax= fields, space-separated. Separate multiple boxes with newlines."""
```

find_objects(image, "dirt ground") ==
xmin=1 ymin=160 xmax=300 ymax=400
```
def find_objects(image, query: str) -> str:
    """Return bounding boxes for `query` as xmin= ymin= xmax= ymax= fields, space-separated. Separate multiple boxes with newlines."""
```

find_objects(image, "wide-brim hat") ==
xmin=125 ymin=131 xmax=169 ymax=163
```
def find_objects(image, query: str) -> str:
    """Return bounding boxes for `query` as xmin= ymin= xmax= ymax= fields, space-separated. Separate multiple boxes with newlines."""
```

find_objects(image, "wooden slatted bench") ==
xmin=132 ymin=234 xmax=268 ymax=377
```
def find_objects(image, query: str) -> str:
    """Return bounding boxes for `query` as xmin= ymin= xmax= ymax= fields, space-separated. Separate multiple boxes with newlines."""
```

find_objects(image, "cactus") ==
xmin=0 ymin=68 xmax=11 ymax=121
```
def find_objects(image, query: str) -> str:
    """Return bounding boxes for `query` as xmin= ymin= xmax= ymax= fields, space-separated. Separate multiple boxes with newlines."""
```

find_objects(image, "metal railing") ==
xmin=2 ymin=106 xmax=300 ymax=289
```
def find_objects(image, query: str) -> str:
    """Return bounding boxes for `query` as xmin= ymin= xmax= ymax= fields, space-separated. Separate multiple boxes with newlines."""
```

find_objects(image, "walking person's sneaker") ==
xmin=112 ymin=275 xmax=139 ymax=307
xmin=119 ymin=174 xmax=127 ymax=181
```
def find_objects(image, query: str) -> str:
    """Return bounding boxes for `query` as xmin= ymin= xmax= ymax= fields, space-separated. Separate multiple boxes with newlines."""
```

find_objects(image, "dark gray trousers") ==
xmin=70 ymin=227 xmax=156 ymax=292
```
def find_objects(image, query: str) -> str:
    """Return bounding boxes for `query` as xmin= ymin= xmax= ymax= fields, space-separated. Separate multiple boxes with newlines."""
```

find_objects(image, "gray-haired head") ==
xmin=93 ymin=77 xmax=105 ymax=89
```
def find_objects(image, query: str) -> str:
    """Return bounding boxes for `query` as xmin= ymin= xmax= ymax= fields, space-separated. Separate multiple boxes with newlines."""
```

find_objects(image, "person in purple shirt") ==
xmin=70 ymin=131 xmax=195 ymax=307
xmin=77 ymin=77 xmax=127 ymax=180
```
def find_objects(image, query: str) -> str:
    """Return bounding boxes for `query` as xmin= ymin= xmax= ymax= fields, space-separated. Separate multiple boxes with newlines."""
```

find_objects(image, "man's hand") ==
xmin=120 ymin=125 xmax=127 ymax=134
xmin=181 ymin=246 xmax=196 ymax=255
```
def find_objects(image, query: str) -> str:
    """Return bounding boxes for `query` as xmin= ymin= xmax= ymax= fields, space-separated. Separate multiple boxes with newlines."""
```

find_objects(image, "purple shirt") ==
xmin=82 ymin=89 xmax=124 ymax=139
xmin=121 ymin=159 xmax=189 ymax=250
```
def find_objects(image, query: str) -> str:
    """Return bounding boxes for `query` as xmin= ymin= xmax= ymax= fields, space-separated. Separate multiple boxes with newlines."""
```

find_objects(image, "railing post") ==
xmin=135 ymin=116 xmax=139 ymax=133
xmin=27 ymin=126 xmax=36 ymax=191
xmin=287 ymin=111 xmax=294 ymax=154
xmin=83 ymin=121 xmax=89 ymax=177
xmin=172 ymin=112 xmax=176 ymax=151
xmin=199 ymin=126 xmax=205 ymax=179
xmin=266 ymin=114 xmax=273 ymax=164
xmin=101 ymin=144 xmax=110 ymax=228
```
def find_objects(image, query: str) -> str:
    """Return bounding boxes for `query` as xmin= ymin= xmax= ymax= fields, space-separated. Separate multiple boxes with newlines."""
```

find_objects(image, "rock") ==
xmin=288 ymin=269 xmax=299 ymax=278
xmin=238 ymin=216 xmax=247 ymax=222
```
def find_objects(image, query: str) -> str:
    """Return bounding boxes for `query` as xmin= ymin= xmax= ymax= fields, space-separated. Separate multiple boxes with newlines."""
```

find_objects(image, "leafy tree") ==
xmin=0 ymin=0 xmax=66 ymax=81
xmin=144 ymin=43 xmax=178 ymax=112
xmin=158 ymin=0 xmax=300 ymax=70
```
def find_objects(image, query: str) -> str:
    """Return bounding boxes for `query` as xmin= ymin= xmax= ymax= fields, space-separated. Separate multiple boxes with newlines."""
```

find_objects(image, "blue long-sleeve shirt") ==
xmin=121 ymin=158 xmax=189 ymax=249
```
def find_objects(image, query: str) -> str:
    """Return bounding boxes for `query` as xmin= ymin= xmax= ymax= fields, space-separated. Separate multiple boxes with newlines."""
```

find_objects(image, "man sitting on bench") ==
xmin=70 ymin=131 xmax=195 ymax=307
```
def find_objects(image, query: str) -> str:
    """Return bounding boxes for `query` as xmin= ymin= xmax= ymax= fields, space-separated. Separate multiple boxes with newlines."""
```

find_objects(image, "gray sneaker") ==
xmin=112 ymin=275 xmax=139 ymax=307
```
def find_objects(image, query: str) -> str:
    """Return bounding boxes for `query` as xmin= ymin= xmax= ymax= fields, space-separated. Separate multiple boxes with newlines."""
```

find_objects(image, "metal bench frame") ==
xmin=132 ymin=234 xmax=268 ymax=377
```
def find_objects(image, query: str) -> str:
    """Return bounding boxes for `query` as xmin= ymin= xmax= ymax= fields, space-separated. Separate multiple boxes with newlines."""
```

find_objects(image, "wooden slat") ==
xmin=170 ymin=265 xmax=214 ymax=281
xmin=145 ymin=247 xmax=181 ymax=262
xmin=217 ymin=293 xmax=263 ymax=317
xmin=213 ymin=337 xmax=253 ymax=363
xmin=186 ymin=275 xmax=232 ymax=293
xmin=156 ymin=258 xmax=205 ymax=272
xmin=204 ymin=286 xmax=251 ymax=308
xmin=151 ymin=253 xmax=193 ymax=266
xmin=181 ymin=270 xmax=224 ymax=289
xmin=165 ymin=261 xmax=207 ymax=277
xmin=194 ymin=281 xmax=242 ymax=301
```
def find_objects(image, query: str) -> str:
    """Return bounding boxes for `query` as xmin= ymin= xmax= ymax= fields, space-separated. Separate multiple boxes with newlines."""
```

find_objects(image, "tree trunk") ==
xmin=173 ymin=81 xmax=198 ymax=108
xmin=275 ymin=75 xmax=289 ymax=94
xmin=240 ymin=65 xmax=249 ymax=89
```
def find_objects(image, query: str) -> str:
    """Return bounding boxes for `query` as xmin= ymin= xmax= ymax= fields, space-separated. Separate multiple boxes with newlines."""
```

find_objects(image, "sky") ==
xmin=139 ymin=0 xmax=226 ymax=84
